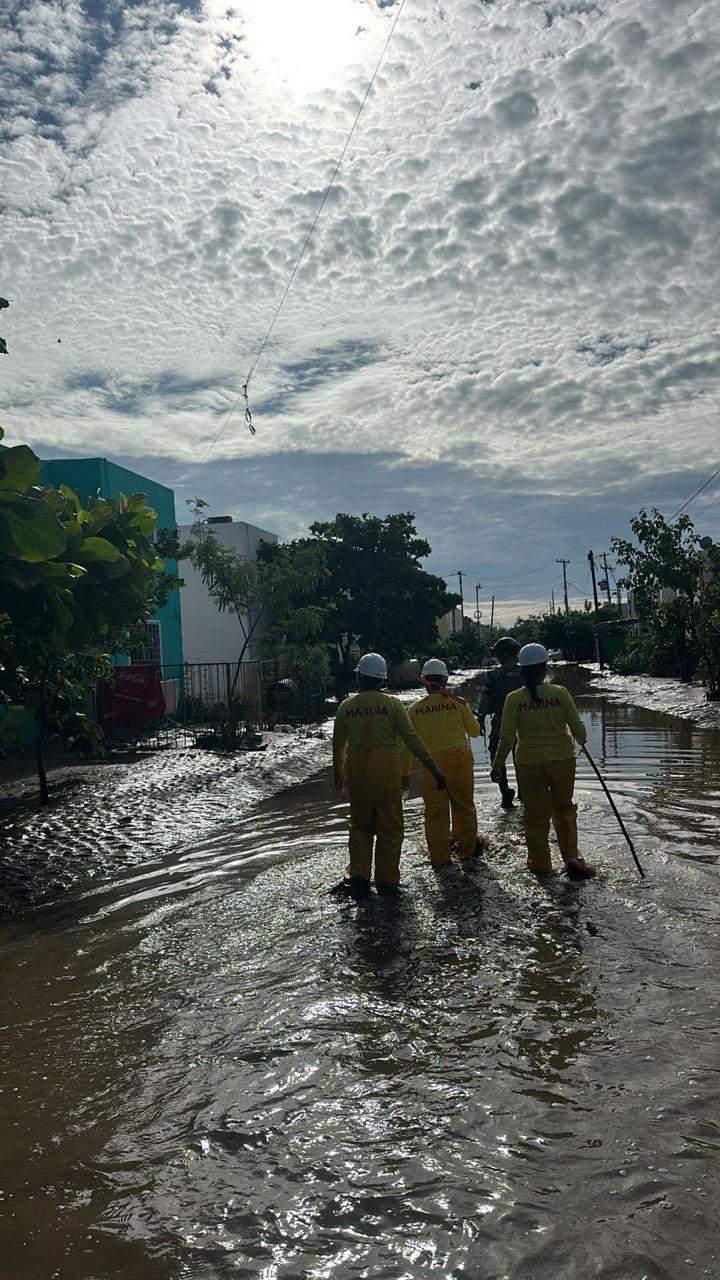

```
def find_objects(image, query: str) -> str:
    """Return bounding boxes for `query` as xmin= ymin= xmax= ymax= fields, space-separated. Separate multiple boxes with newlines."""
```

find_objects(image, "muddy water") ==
xmin=2 ymin=681 xmax=720 ymax=1280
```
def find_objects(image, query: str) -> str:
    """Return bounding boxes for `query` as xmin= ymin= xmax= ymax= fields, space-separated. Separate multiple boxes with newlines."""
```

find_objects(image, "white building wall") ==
xmin=178 ymin=520 xmax=278 ymax=665
xmin=437 ymin=606 xmax=463 ymax=639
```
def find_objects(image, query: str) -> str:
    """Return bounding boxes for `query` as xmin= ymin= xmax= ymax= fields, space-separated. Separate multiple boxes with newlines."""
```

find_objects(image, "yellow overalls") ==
xmin=492 ymin=683 xmax=587 ymax=872
xmin=404 ymin=690 xmax=483 ymax=865
xmin=333 ymin=690 xmax=437 ymax=884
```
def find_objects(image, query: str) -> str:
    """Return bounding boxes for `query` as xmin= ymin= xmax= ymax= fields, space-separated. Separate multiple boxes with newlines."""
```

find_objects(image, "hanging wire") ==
xmin=668 ymin=463 xmax=720 ymax=522
xmin=446 ymin=560 xmax=558 ymax=585
xmin=186 ymin=0 xmax=408 ymax=479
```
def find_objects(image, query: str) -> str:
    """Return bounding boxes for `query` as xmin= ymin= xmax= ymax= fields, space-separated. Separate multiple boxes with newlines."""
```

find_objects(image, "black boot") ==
xmin=328 ymin=876 xmax=371 ymax=899
xmin=376 ymin=882 xmax=402 ymax=898
xmin=500 ymin=787 xmax=516 ymax=809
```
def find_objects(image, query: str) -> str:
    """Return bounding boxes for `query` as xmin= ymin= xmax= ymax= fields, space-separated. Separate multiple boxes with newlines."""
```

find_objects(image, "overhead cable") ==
xmin=189 ymin=0 xmax=408 ymax=477
xmin=449 ymin=560 xmax=558 ymax=585
xmin=668 ymin=464 xmax=720 ymax=522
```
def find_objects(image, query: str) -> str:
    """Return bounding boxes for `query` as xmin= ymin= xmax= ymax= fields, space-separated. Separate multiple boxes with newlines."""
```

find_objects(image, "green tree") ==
xmin=259 ymin=512 xmax=458 ymax=689
xmin=1 ymin=432 xmax=175 ymax=802
xmin=611 ymin=509 xmax=700 ymax=681
xmin=695 ymin=545 xmax=720 ymax=697
xmin=256 ymin=537 xmax=331 ymax=658
xmin=508 ymin=607 xmax=616 ymax=661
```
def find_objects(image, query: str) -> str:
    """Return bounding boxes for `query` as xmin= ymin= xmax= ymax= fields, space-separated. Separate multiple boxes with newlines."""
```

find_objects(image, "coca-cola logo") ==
xmin=116 ymin=671 xmax=148 ymax=687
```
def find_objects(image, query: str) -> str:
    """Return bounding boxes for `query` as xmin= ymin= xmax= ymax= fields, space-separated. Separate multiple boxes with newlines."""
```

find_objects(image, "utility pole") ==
xmin=602 ymin=553 xmax=613 ymax=607
xmin=490 ymin=595 xmax=495 ymax=636
xmin=588 ymin=550 xmax=604 ymax=669
xmin=455 ymin=570 xmax=465 ymax=632
xmin=556 ymin=558 xmax=570 ymax=615
xmin=475 ymin=582 xmax=481 ymax=637
xmin=551 ymin=590 xmax=556 ymax=615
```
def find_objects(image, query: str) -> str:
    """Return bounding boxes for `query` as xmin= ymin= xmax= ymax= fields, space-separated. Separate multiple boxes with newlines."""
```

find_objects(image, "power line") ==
xmin=451 ymin=560 xmax=558 ymax=585
xmin=668 ymin=464 xmax=720 ymax=522
xmin=188 ymin=0 xmax=409 ymax=477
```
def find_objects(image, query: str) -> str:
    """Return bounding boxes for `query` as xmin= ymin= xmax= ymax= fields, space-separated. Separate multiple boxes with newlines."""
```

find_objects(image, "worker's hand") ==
xmin=490 ymin=768 xmax=501 ymax=783
xmin=401 ymin=775 xmax=410 ymax=790
xmin=434 ymin=771 xmax=446 ymax=791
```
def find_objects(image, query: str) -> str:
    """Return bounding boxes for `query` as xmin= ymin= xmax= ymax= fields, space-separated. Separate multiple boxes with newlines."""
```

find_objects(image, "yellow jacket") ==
xmin=333 ymin=690 xmax=437 ymax=776
xmin=492 ymin=682 xmax=586 ymax=768
xmin=403 ymin=690 xmax=482 ymax=774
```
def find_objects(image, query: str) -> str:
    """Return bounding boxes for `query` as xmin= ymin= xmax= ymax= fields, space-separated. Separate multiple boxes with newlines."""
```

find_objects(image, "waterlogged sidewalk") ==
xmin=582 ymin=662 xmax=720 ymax=729
xmin=0 ymin=727 xmax=333 ymax=915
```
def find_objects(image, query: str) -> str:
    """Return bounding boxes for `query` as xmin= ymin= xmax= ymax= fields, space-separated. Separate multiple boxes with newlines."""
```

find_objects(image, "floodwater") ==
xmin=2 ymin=678 xmax=720 ymax=1280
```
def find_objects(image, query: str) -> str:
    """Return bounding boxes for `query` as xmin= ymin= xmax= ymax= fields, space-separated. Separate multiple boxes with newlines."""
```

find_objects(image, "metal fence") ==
xmin=101 ymin=656 xmax=329 ymax=749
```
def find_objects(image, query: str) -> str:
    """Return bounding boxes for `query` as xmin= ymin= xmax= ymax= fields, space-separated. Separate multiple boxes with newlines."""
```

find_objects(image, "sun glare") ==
xmin=246 ymin=0 xmax=362 ymax=94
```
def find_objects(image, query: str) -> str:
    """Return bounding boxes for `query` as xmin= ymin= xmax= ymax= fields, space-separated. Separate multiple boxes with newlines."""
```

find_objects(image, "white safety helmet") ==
xmin=518 ymin=642 xmax=549 ymax=667
xmin=421 ymin=658 xmax=449 ymax=680
xmin=356 ymin=652 xmax=387 ymax=679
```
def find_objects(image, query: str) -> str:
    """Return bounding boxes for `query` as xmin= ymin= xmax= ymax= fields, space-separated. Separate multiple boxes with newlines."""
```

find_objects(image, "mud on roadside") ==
xmin=581 ymin=663 xmax=720 ymax=729
xmin=0 ymin=729 xmax=332 ymax=916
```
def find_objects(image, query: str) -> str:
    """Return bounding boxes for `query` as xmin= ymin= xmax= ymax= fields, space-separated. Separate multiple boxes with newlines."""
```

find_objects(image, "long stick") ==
xmin=580 ymin=744 xmax=645 ymax=878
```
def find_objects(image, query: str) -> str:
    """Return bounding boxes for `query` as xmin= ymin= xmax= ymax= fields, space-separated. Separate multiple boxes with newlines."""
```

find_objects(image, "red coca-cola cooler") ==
xmin=97 ymin=665 xmax=167 ymax=734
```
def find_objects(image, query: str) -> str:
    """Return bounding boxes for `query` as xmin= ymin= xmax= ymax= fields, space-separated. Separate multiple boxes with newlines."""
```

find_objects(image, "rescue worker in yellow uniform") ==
xmin=403 ymin=658 xmax=484 ymax=867
xmin=332 ymin=652 xmax=446 ymax=898
xmin=491 ymin=643 xmax=596 ymax=878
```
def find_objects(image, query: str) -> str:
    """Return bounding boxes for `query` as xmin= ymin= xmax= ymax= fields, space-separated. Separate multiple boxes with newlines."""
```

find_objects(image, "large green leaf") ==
xmin=0 ymin=561 xmax=45 ymax=592
xmin=41 ymin=486 xmax=67 ymax=515
xmin=85 ymin=501 xmax=114 ymax=533
xmin=59 ymin=484 xmax=82 ymax=514
xmin=0 ymin=445 xmax=41 ymax=494
xmin=78 ymin=536 xmax=124 ymax=564
xmin=0 ymin=493 xmax=67 ymax=562
xmin=35 ymin=560 xmax=87 ymax=581
xmin=47 ymin=586 xmax=75 ymax=632
xmin=61 ymin=519 xmax=83 ymax=555
xmin=128 ymin=508 xmax=157 ymax=537
xmin=76 ymin=537 xmax=130 ymax=580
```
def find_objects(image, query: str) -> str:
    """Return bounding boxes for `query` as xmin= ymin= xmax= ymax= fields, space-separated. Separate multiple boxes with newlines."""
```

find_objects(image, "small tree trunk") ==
xmin=228 ymin=646 xmax=250 ymax=747
xmin=36 ymin=686 xmax=50 ymax=807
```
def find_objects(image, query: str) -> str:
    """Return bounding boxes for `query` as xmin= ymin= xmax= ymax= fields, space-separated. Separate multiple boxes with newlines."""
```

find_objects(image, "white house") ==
xmin=178 ymin=516 xmax=278 ymax=665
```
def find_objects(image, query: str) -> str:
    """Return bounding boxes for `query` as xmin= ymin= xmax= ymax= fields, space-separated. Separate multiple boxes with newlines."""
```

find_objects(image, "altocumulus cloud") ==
xmin=1 ymin=0 xmax=719 ymax=608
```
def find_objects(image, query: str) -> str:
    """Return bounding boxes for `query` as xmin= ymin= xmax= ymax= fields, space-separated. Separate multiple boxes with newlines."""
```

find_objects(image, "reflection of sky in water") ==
xmin=468 ymin=687 xmax=720 ymax=860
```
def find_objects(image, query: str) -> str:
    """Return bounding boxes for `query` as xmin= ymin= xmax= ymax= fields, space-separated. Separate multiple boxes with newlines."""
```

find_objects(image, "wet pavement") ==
xmin=1 ymin=672 xmax=720 ymax=1279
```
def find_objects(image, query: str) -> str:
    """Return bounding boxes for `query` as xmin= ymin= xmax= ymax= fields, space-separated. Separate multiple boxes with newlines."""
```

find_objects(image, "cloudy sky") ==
xmin=2 ymin=0 xmax=719 ymax=622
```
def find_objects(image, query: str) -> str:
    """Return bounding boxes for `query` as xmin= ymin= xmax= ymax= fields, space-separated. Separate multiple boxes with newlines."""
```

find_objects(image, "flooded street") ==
xmin=2 ymin=676 xmax=720 ymax=1280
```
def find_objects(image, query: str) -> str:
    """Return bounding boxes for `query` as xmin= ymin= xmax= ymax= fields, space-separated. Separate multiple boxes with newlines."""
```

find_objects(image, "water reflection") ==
xmin=1 ymin=684 xmax=720 ymax=1278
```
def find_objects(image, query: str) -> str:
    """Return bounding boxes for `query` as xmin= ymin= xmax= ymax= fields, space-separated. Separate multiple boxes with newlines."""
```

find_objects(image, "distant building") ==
xmin=437 ymin=606 xmax=463 ymax=639
xmin=177 ymin=516 xmax=278 ymax=665
xmin=39 ymin=455 xmax=183 ymax=668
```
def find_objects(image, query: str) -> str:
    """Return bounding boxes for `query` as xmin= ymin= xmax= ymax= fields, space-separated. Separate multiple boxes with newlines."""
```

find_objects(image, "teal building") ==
xmin=39 ymin=456 xmax=183 ymax=669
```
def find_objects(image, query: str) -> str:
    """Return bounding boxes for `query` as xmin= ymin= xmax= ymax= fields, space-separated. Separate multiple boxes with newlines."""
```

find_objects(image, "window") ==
xmin=130 ymin=621 xmax=162 ymax=666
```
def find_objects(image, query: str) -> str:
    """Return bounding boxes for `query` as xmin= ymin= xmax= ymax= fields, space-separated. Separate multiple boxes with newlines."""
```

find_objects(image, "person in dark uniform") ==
xmin=477 ymin=636 xmax=524 ymax=807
